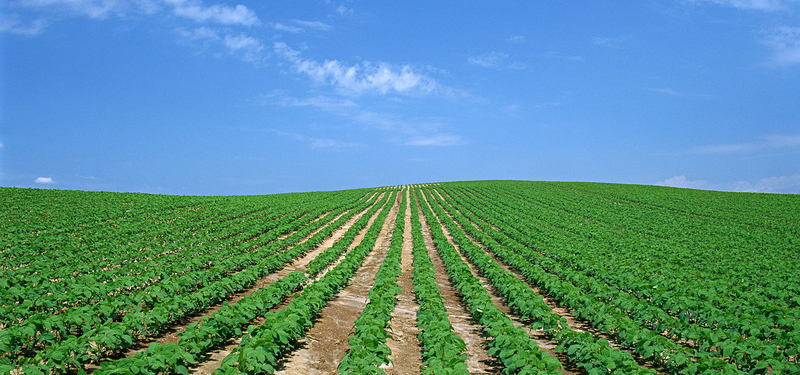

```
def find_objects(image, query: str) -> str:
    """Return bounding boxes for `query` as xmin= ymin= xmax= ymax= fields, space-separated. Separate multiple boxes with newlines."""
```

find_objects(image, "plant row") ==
xmin=338 ymin=189 xmax=407 ymax=374
xmin=416 ymin=189 xmax=563 ymax=375
xmin=212 ymin=191 xmax=397 ymax=374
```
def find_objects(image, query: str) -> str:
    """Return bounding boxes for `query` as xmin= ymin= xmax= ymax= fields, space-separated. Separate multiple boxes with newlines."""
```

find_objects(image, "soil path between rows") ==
xmin=431 ymin=188 xmax=664 ymax=374
xmin=273 ymin=190 xmax=402 ymax=375
xmin=85 ymin=207 xmax=356 ymax=374
xmin=185 ymin=194 xmax=384 ymax=375
xmin=425 ymin=190 xmax=581 ymax=375
xmin=414 ymin=190 xmax=497 ymax=375
xmin=383 ymin=188 xmax=423 ymax=375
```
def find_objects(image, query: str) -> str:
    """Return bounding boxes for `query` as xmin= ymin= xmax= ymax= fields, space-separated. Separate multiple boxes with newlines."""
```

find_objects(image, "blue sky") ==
xmin=2 ymin=0 xmax=799 ymax=195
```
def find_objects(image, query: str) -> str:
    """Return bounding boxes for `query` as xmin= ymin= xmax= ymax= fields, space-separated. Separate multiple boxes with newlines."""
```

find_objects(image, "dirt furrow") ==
xmin=384 ymin=188 xmax=423 ymax=375
xmin=431 ymin=188 xmax=664 ymax=374
xmin=180 ymin=200 xmax=381 ymax=374
xmin=273 ymin=191 xmax=402 ymax=375
xmin=313 ymin=192 xmax=388 ymax=282
xmin=415 ymin=192 xmax=497 ymax=375
xmin=426 ymin=190 xmax=581 ymax=375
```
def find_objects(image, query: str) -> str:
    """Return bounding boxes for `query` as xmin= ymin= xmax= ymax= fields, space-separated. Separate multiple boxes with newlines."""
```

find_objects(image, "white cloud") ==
xmin=224 ymin=33 xmax=259 ymax=50
xmin=34 ymin=177 xmax=54 ymax=184
xmin=292 ymin=19 xmax=331 ymax=31
xmin=176 ymin=26 xmax=220 ymax=41
xmin=691 ymin=0 xmax=791 ymax=11
xmin=16 ymin=0 xmax=125 ymax=19
xmin=656 ymin=174 xmax=800 ymax=193
xmin=507 ymin=35 xmax=526 ymax=44
xmin=166 ymin=0 xmax=260 ymax=26
xmin=267 ymin=92 xmax=356 ymax=110
xmin=650 ymin=88 xmax=682 ymax=96
xmin=272 ymin=22 xmax=302 ymax=33
xmin=272 ymin=129 xmax=358 ymax=151
xmin=468 ymin=51 xmax=508 ymax=68
xmin=1 ymin=14 xmax=48 ymax=36
xmin=656 ymin=175 xmax=713 ymax=190
xmin=542 ymin=51 xmax=584 ymax=62
xmin=273 ymin=42 xmax=439 ymax=96
xmin=405 ymin=135 xmax=463 ymax=146
xmin=0 ymin=142 xmax=4 ymax=148
xmin=336 ymin=4 xmax=353 ymax=15
xmin=692 ymin=134 xmax=800 ymax=154
xmin=764 ymin=26 xmax=800 ymax=67
xmin=593 ymin=35 xmax=629 ymax=48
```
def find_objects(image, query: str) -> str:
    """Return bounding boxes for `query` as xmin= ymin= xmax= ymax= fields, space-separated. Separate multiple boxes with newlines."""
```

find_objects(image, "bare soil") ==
xmin=273 ymin=191 xmax=402 ymax=374
xmin=430 ymin=188 xmax=664 ymax=374
xmin=425 ymin=191 xmax=581 ymax=375
xmin=383 ymin=189 xmax=423 ymax=375
xmin=186 ymin=197 xmax=386 ymax=375
xmin=415 ymin=191 xmax=498 ymax=374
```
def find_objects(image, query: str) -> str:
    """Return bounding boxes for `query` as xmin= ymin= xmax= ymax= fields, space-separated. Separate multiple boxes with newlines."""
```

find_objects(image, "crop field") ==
xmin=1 ymin=181 xmax=799 ymax=375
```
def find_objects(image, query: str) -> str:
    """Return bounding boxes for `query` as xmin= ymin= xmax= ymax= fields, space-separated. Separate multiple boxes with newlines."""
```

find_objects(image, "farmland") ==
xmin=1 ymin=181 xmax=798 ymax=375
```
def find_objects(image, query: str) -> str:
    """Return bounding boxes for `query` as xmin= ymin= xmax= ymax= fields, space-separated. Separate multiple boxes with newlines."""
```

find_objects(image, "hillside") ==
xmin=1 ymin=181 xmax=798 ymax=374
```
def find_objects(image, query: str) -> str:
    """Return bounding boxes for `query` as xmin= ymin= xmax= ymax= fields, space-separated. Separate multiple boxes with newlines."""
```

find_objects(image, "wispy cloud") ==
xmin=292 ymin=19 xmax=331 ymax=31
xmin=15 ymin=0 xmax=127 ymax=19
xmin=266 ymin=92 xmax=464 ymax=147
xmin=1 ymin=14 xmax=48 ymax=35
xmin=542 ymin=51 xmax=584 ymax=62
xmin=272 ymin=22 xmax=302 ymax=33
xmin=650 ymin=88 xmax=682 ymax=96
xmin=34 ymin=177 xmax=54 ymax=184
xmin=507 ymin=35 xmax=526 ymax=44
xmin=353 ymin=111 xmax=464 ymax=146
xmin=689 ymin=0 xmax=792 ymax=11
xmin=763 ymin=26 xmax=800 ymax=66
xmin=271 ymin=129 xmax=359 ymax=151
xmin=273 ymin=42 xmax=439 ymax=96
xmin=405 ymin=135 xmax=463 ymax=146
xmin=468 ymin=51 xmax=526 ymax=70
xmin=266 ymin=92 xmax=356 ymax=110
xmin=468 ymin=52 xmax=508 ymax=68
xmin=176 ymin=26 xmax=220 ymax=41
xmin=177 ymin=27 xmax=264 ymax=61
xmin=691 ymin=134 xmax=800 ymax=154
xmin=593 ymin=35 xmax=629 ymax=48
xmin=224 ymin=33 xmax=261 ymax=51
xmin=336 ymin=4 xmax=353 ymax=16
xmin=166 ymin=0 xmax=260 ymax=26
xmin=656 ymin=174 xmax=800 ymax=193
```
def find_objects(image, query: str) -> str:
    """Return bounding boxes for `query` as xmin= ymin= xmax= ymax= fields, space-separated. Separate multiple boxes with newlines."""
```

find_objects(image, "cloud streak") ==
xmin=274 ymin=42 xmax=439 ymax=96
xmin=691 ymin=134 xmax=800 ymax=154
xmin=1 ymin=14 xmax=48 ymax=35
xmin=656 ymin=174 xmax=800 ymax=193
xmin=166 ymin=0 xmax=260 ymax=26
xmin=691 ymin=0 xmax=791 ymax=11
xmin=34 ymin=177 xmax=54 ymax=184
xmin=468 ymin=52 xmax=508 ymax=68
xmin=764 ymin=26 xmax=800 ymax=66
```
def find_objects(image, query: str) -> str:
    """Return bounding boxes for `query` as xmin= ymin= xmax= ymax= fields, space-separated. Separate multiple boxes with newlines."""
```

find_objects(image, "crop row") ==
xmin=5 ymin=193 xmax=380 ymax=374
xmin=338 ymin=189 xmax=407 ymax=374
xmin=212 ymin=191 xmax=397 ymax=374
xmin=441 ymin=184 xmax=796 ymax=374
xmin=426 ymin=188 xmax=655 ymax=374
xmin=416 ymin=189 xmax=563 ymax=375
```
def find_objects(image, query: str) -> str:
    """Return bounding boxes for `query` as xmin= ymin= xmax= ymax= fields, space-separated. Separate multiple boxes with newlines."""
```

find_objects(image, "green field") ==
xmin=1 ymin=181 xmax=798 ymax=375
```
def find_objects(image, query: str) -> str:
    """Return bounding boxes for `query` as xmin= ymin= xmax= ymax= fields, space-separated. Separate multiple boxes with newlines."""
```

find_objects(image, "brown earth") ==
xmin=187 ymin=194 xmax=386 ymax=375
xmin=430 ymin=188 xmax=664 ymax=374
xmin=425 ymin=190 xmax=582 ymax=375
xmin=415 ymin=190 xmax=499 ymax=374
xmin=272 ymin=191 xmax=401 ymax=374
xmin=383 ymin=188 xmax=423 ymax=375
